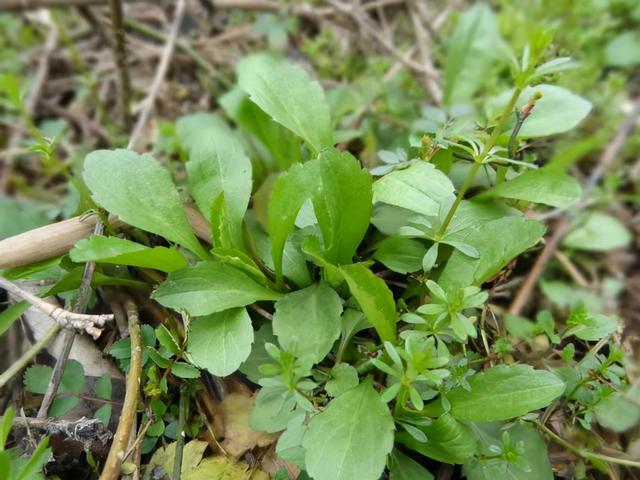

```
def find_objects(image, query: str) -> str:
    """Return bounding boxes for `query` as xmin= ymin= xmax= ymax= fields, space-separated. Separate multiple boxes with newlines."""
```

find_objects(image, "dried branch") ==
xmin=407 ymin=0 xmax=443 ymax=104
xmin=326 ymin=0 xmax=440 ymax=80
xmin=36 ymin=220 xmax=106 ymax=418
xmin=12 ymin=416 xmax=112 ymax=449
xmin=508 ymin=219 xmax=570 ymax=316
xmin=109 ymin=0 xmax=132 ymax=128
xmin=100 ymin=299 xmax=142 ymax=480
xmin=127 ymin=0 xmax=186 ymax=151
xmin=0 ymin=277 xmax=112 ymax=339
xmin=0 ymin=205 xmax=207 ymax=270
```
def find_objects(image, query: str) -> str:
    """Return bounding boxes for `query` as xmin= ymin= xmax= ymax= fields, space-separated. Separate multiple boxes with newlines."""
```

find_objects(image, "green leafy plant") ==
xmin=3 ymin=3 xmax=638 ymax=479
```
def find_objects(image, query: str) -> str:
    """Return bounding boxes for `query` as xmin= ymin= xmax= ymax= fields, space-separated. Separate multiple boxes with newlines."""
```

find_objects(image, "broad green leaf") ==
xmin=303 ymin=379 xmax=394 ymax=480
xmin=276 ymin=415 xmax=307 ymax=468
xmin=540 ymin=280 xmax=602 ymax=313
xmin=444 ymin=3 xmax=501 ymax=104
xmin=83 ymin=149 xmax=208 ymax=259
xmin=273 ymin=282 xmax=342 ymax=364
xmin=373 ymin=236 xmax=427 ymax=274
xmin=389 ymin=450 xmax=434 ymax=480
xmin=220 ymin=86 xmax=303 ymax=170
xmin=488 ymin=85 xmax=592 ymax=138
xmin=250 ymin=386 xmax=298 ymax=433
xmin=187 ymin=308 xmax=254 ymax=377
xmin=95 ymin=404 xmax=112 ymax=427
xmin=171 ymin=362 xmax=201 ymax=379
xmin=445 ymin=365 xmax=564 ymax=421
xmin=373 ymin=161 xmax=455 ymax=217
xmin=480 ymin=168 xmax=581 ymax=208
xmin=152 ymin=262 xmax=281 ymax=316
xmin=0 ymin=195 xmax=48 ymax=240
xmin=396 ymin=413 xmax=477 ymax=464
xmin=268 ymin=161 xmax=320 ymax=285
xmin=70 ymin=235 xmax=188 ymax=272
xmin=340 ymin=263 xmax=397 ymax=343
xmin=176 ymin=112 xmax=228 ymax=147
xmin=237 ymin=53 xmax=333 ymax=154
xmin=311 ymin=149 xmax=372 ymax=265
xmin=464 ymin=422 xmax=554 ymax=480
xmin=182 ymin=117 xmax=252 ymax=248
xmin=438 ymin=216 xmax=545 ymax=290
xmin=605 ymin=31 xmax=640 ymax=67
xmin=564 ymin=313 xmax=619 ymax=341
xmin=563 ymin=211 xmax=631 ymax=251
xmin=595 ymin=386 xmax=640 ymax=432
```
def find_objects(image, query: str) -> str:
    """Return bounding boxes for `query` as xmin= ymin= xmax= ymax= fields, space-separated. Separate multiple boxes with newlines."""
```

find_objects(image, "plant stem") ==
xmin=435 ymin=87 xmax=523 ymax=239
xmin=536 ymin=422 xmax=640 ymax=468
xmin=173 ymin=385 xmax=189 ymax=480
xmin=0 ymin=324 xmax=60 ymax=390
xmin=100 ymin=299 xmax=142 ymax=480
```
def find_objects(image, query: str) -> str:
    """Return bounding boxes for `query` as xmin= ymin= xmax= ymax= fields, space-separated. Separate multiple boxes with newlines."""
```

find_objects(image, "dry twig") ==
xmin=109 ymin=0 xmax=132 ymax=128
xmin=0 ymin=277 xmax=112 ymax=338
xmin=128 ymin=0 xmax=187 ymax=151
xmin=100 ymin=299 xmax=142 ymax=480
xmin=508 ymin=219 xmax=570 ymax=316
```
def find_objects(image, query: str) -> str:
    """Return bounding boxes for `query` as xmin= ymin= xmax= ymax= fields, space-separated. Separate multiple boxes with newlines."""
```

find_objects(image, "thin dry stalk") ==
xmin=100 ymin=299 xmax=142 ymax=480
xmin=0 ymin=277 xmax=112 ymax=338
xmin=109 ymin=0 xmax=132 ymax=128
xmin=508 ymin=219 xmax=570 ymax=316
xmin=128 ymin=0 xmax=187 ymax=151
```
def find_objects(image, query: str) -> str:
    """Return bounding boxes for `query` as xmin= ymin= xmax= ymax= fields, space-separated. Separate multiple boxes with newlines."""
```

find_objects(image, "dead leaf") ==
xmin=185 ymin=456 xmax=269 ymax=480
xmin=219 ymin=392 xmax=278 ymax=457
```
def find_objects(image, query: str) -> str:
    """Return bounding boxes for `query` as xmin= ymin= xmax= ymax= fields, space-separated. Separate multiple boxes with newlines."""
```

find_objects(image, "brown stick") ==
xmin=127 ymin=0 xmax=186 ymax=151
xmin=0 ymin=205 xmax=209 ymax=269
xmin=109 ymin=0 xmax=131 ymax=129
xmin=508 ymin=219 xmax=570 ymax=316
xmin=100 ymin=299 xmax=141 ymax=480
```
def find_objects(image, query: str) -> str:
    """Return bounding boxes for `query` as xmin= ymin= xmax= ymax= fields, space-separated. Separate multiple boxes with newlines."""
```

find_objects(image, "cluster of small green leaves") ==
xmin=23 ymin=360 xmax=112 ymax=424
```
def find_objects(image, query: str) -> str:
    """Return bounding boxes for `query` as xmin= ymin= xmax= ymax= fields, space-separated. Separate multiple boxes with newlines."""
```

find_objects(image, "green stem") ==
xmin=0 ymin=324 xmax=60 ymax=390
xmin=537 ymin=422 xmax=640 ymax=468
xmin=435 ymin=87 xmax=524 ymax=239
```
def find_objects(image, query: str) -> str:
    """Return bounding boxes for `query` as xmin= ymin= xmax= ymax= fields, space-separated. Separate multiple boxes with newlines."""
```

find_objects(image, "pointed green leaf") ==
xmin=83 ymin=149 xmax=207 ymax=259
xmin=373 ymin=236 xmax=427 ymax=274
xmin=187 ymin=308 xmax=254 ymax=377
xmin=181 ymin=117 xmax=252 ymax=248
xmin=373 ymin=161 xmax=455 ymax=217
xmin=312 ymin=149 xmax=372 ymax=265
xmin=340 ymin=263 xmax=397 ymax=343
xmin=237 ymin=53 xmax=333 ymax=154
xmin=389 ymin=450 xmax=434 ymax=480
xmin=480 ymin=167 xmax=581 ymax=208
xmin=303 ymin=379 xmax=394 ymax=480
xmin=70 ymin=235 xmax=188 ymax=272
xmin=152 ymin=262 xmax=281 ymax=316
xmin=444 ymin=3 xmax=501 ymax=104
xmin=438 ymin=216 xmax=545 ymax=290
xmin=488 ymin=84 xmax=592 ymax=138
xmin=268 ymin=161 xmax=320 ymax=285
xmin=446 ymin=365 xmax=565 ymax=421
xmin=219 ymin=86 xmax=303 ymax=170
xmin=397 ymin=413 xmax=477 ymax=465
